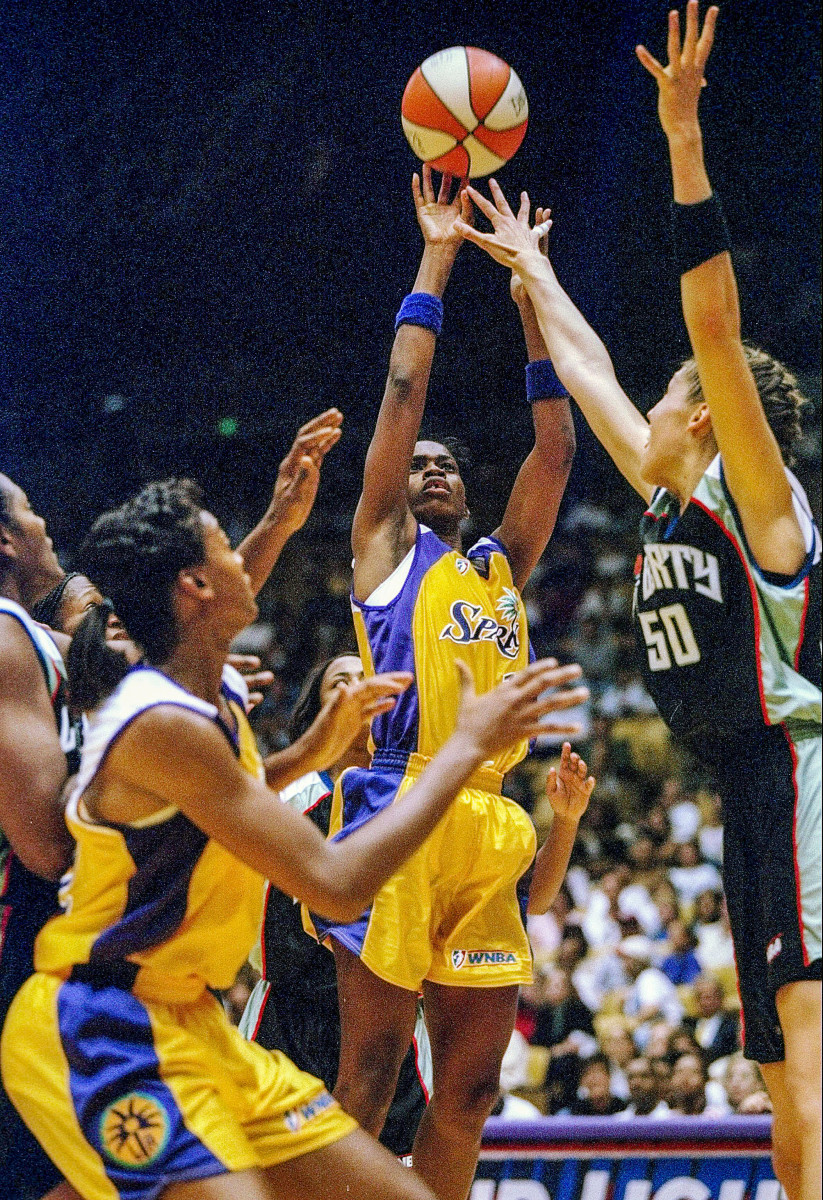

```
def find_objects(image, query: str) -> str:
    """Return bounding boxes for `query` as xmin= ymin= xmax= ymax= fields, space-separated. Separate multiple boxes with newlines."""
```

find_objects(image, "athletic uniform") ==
xmin=1 ymin=665 xmax=355 ymax=1200
xmin=240 ymin=769 xmax=432 ymax=1161
xmin=634 ymin=457 xmax=821 ymax=1062
xmin=313 ymin=524 xmax=537 ymax=991
xmin=0 ymin=597 xmax=80 ymax=1200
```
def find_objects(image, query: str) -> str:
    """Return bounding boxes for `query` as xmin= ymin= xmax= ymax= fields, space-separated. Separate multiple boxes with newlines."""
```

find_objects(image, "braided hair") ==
xmin=78 ymin=479 xmax=206 ymax=664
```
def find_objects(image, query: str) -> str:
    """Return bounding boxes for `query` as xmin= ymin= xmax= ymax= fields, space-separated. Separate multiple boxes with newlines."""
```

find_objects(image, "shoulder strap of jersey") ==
xmin=75 ymin=666 xmax=218 ymax=797
xmin=0 ymin=596 xmax=65 ymax=701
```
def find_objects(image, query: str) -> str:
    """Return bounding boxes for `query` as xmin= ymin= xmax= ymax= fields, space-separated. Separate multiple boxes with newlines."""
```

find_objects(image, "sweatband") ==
xmin=395 ymin=292 xmax=444 ymax=336
xmin=526 ymin=359 xmax=569 ymax=402
xmin=671 ymin=193 xmax=731 ymax=275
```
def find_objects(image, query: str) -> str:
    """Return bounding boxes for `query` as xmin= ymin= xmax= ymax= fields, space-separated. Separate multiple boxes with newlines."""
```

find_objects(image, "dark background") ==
xmin=1 ymin=0 xmax=820 ymax=558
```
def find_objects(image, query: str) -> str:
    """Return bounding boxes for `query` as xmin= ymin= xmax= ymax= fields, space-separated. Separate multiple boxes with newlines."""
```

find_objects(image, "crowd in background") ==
xmin=219 ymin=487 xmax=790 ymax=1122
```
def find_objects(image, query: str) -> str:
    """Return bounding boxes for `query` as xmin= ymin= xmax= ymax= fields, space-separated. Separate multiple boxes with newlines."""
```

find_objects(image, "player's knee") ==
xmin=435 ymin=1062 xmax=501 ymax=1125
xmin=339 ymin=1032 xmax=406 ymax=1102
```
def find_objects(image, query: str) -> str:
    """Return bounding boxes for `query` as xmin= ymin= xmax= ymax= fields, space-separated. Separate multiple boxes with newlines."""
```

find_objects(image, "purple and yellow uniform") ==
xmin=1 ymin=664 xmax=355 ymax=1200
xmin=311 ymin=524 xmax=537 ymax=991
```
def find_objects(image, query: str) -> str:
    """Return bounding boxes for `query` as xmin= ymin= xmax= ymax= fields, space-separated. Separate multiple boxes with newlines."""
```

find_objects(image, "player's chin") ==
xmin=411 ymin=494 xmax=461 ymax=523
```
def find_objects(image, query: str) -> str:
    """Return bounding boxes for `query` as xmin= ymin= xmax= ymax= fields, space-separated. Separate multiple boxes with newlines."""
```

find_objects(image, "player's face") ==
xmin=0 ymin=482 xmax=63 ymax=591
xmin=320 ymin=655 xmax=368 ymax=753
xmin=408 ymin=441 xmax=467 ymax=530
xmin=198 ymin=513 xmax=259 ymax=633
xmin=104 ymin=610 xmax=141 ymax=665
xmin=641 ymin=367 xmax=696 ymax=488
xmin=57 ymin=574 xmax=104 ymax=636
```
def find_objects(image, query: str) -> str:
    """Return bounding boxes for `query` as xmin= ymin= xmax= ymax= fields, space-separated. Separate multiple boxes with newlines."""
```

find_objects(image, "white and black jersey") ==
xmin=633 ymin=458 xmax=821 ymax=1063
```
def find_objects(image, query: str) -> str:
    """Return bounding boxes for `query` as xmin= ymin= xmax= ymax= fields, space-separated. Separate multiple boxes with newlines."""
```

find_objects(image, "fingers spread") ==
xmin=466 ymin=185 xmax=499 ymax=223
xmin=488 ymin=177 xmax=515 ymax=217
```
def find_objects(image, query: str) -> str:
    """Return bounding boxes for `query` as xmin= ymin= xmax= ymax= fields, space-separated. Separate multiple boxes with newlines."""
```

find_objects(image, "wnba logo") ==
xmin=451 ymin=950 xmax=468 ymax=969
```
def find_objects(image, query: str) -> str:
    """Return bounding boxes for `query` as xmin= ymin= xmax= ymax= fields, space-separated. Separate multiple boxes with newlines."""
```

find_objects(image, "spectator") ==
xmin=659 ymin=919 xmax=703 ymax=986
xmin=723 ymin=1054 xmax=769 ymax=1115
xmin=697 ymin=791 xmax=724 ymax=866
xmin=686 ymin=973 xmax=740 ymax=1064
xmin=526 ymin=883 xmax=574 ymax=961
xmin=529 ymin=967 xmax=597 ymax=1055
xmin=491 ymin=1030 xmax=543 ymax=1121
xmin=693 ymin=890 xmax=736 ymax=972
xmin=668 ymin=840 xmax=723 ymax=909
xmin=669 ymin=1052 xmax=731 ymax=1117
xmin=598 ymin=1021 xmax=636 ymax=1100
xmin=567 ymin=1054 xmax=627 ymax=1116
xmin=658 ymin=777 xmax=701 ymax=845
xmin=615 ymin=1056 xmax=672 ymax=1119
xmin=556 ymin=925 xmax=629 ymax=1015
xmin=617 ymin=936 xmax=684 ymax=1048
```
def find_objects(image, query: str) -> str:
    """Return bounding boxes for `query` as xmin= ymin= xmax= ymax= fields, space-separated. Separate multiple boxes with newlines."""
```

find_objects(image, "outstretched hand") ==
xmin=412 ymin=164 xmax=472 ymax=252
xmin=454 ymin=179 xmax=549 ymax=276
xmin=511 ymin=203 xmax=552 ymax=304
xmin=270 ymin=409 xmax=343 ymax=537
xmin=546 ymin=741 xmax=595 ymax=823
xmin=636 ymin=1 xmax=718 ymax=139
xmin=454 ymin=657 xmax=589 ymax=760
xmin=304 ymin=672 xmax=413 ymax=771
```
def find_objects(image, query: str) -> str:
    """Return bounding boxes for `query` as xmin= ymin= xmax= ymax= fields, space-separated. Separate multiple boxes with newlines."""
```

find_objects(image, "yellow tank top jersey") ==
xmin=352 ymin=525 xmax=531 ymax=773
xmin=309 ymin=527 xmax=536 ymax=991
xmin=34 ymin=665 xmax=266 ymax=1003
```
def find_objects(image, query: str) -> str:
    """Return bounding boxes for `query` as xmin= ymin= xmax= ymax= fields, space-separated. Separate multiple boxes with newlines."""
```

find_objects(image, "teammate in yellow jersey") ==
xmin=312 ymin=168 xmax=585 ymax=1200
xmin=1 ymin=477 xmax=584 ymax=1200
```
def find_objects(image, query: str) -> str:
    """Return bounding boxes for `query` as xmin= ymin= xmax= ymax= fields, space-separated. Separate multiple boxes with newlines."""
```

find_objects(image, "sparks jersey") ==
xmin=0 ymin=598 xmax=79 ymax=875
xmin=33 ymin=663 xmax=266 ymax=1003
xmin=634 ymin=457 xmax=821 ymax=760
xmin=353 ymin=525 xmax=530 ymax=775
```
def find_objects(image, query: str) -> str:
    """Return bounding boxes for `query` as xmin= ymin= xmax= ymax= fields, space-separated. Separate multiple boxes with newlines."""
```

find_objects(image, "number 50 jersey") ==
xmin=634 ymin=456 xmax=821 ymax=761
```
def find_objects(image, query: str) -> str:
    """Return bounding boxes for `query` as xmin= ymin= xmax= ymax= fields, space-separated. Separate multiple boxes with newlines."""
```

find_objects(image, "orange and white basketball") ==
xmin=401 ymin=46 xmax=528 ymax=179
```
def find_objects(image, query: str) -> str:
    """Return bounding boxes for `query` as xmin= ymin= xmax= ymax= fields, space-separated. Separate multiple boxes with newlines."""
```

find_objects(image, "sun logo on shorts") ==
xmin=99 ymin=1091 xmax=170 ymax=1167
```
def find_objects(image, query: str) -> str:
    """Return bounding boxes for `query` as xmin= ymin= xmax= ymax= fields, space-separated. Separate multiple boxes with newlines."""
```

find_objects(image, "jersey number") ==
xmin=638 ymin=603 xmax=701 ymax=671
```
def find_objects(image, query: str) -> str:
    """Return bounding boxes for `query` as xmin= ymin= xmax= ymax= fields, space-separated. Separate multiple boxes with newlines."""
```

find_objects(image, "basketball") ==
xmin=401 ymin=46 xmax=528 ymax=179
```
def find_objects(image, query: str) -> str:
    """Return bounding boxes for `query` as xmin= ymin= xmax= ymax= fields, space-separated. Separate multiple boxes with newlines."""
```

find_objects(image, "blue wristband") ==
xmin=395 ymin=292 xmax=444 ymax=336
xmin=526 ymin=359 xmax=568 ymax=402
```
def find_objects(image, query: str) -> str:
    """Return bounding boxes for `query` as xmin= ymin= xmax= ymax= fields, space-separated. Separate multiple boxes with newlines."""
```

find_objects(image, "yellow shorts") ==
xmin=311 ymin=753 xmax=536 ymax=991
xmin=1 ymin=972 xmax=357 ymax=1200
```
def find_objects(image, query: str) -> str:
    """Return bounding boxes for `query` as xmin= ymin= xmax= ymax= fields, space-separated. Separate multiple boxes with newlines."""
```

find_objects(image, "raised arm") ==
xmin=0 ymin=615 xmax=73 ymax=880
xmin=491 ymin=203 xmax=577 ymax=590
xmin=636 ymin=1 xmax=805 ymax=573
xmin=527 ymin=741 xmax=595 ymax=915
xmin=456 ymin=184 xmax=653 ymax=502
xmin=351 ymin=168 xmax=471 ymax=598
xmin=102 ymin=658 xmax=588 ymax=923
xmin=237 ymin=409 xmax=343 ymax=596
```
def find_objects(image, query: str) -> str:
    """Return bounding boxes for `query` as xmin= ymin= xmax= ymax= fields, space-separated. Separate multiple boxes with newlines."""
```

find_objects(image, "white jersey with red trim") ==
xmin=633 ymin=455 xmax=821 ymax=761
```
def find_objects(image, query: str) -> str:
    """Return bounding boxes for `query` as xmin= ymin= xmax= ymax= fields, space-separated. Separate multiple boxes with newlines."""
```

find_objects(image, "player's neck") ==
xmin=161 ymin=640 xmax=227 ymax=705
xmin=665 ymin=445 xmax=717 ymax=512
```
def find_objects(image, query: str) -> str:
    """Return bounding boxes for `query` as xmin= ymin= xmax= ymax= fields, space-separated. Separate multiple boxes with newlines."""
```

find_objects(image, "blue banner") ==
xmin=474 ymin=1117 xmax=780 ymax=1200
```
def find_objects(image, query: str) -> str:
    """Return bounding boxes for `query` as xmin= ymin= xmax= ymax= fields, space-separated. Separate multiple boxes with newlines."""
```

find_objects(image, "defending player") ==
xmin=240 ymin=653 xmax=432 ymax=1164
xmin=1 ymin=478 xmax=585 ymax=1200
xmin=312 ymin=166 xmax=583 ymax=1200
xmin=0 ymin=474 xmax=81 ymax=1200
xmin=457 ymin=6 xmax=821 ymax=1196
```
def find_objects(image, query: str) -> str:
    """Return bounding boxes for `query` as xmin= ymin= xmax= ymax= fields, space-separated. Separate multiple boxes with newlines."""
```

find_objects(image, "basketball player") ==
xmin=241 ymin=653 xmax=432 ymax=1165
xmin=310 ymin=165 xmax=583 ymax=1200
xmin=1 ymin=478 xmax=585 ymax=1200
xmin=457 ymin=6 xmax=820 ymax=1195
xmin=0 ymin=474 xmax=81 ymax=1200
